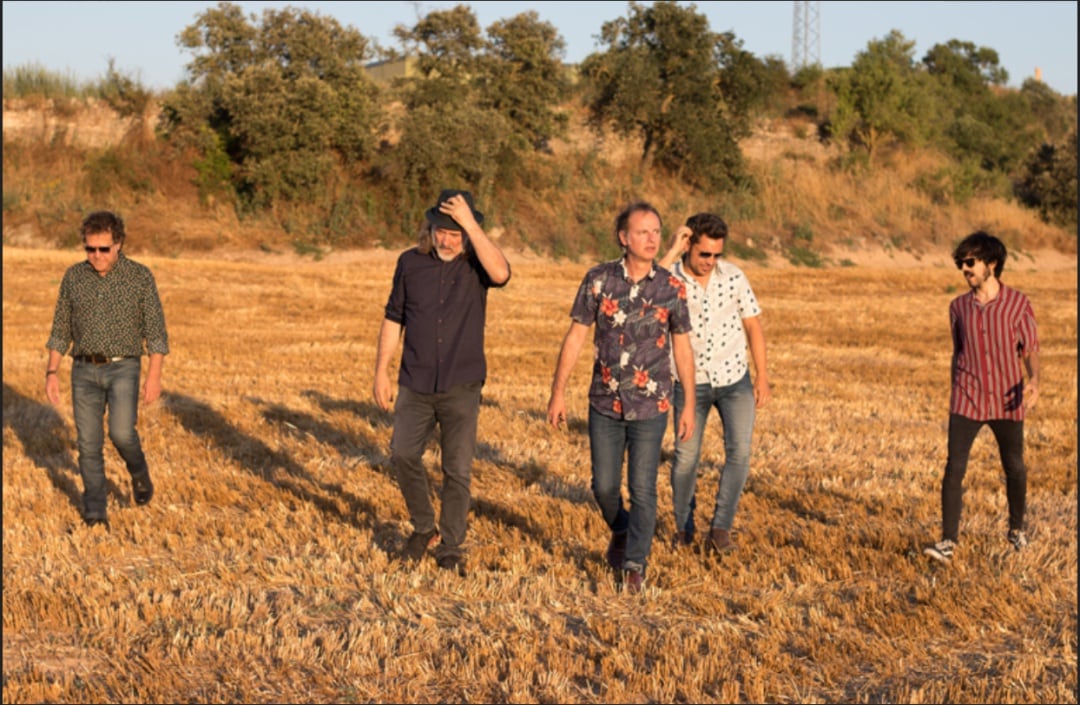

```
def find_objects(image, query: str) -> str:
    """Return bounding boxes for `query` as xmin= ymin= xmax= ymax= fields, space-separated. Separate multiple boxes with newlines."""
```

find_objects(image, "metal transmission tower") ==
xmin=791 ymin=0 xmax=821 ymax=70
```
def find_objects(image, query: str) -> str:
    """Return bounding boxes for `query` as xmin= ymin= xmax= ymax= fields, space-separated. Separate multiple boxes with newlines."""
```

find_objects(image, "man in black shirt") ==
xmin=374 ymin=189 xmax=510 ymax=574
xmin=45 ymin=211 xmax=169 ymax=530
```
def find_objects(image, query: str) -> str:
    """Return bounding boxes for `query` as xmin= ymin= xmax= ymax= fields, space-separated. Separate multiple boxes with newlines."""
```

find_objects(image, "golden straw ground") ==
xmin=3 ymin=247 xmax=1076 ymax=703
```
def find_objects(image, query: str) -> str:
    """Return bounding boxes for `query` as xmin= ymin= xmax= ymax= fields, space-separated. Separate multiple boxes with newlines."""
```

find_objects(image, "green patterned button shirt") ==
xmin=46 ymin=253 xmax=169 ymax=358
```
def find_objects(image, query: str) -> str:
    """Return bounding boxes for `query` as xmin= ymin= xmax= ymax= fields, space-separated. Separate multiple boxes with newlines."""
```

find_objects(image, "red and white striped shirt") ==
xmin=949 ymin=284 xmax=1039 ymax=421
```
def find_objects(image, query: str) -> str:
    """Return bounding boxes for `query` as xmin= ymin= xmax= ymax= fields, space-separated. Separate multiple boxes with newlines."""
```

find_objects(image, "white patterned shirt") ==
xmin=672 ymin=258 xmax=761 ymax=387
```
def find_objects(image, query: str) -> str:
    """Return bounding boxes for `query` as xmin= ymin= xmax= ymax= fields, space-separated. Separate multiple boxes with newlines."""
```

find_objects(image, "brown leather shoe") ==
xmin=671 ymin=530 xmax=693 ymax=548
xmin=705 ymin=528 xmax=736 ymax=554
xmin=624 ymin=569 xmax=644 ymax=594
xmin=606 ymin=530 xmax=628 ymax=570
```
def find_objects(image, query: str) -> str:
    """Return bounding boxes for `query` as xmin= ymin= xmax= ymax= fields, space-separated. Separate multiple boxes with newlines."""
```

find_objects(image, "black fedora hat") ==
xmin=425 ymin=189 xmax=484 ymax=231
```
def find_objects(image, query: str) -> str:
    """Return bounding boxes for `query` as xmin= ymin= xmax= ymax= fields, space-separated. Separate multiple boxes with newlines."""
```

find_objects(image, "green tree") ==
xmin=1016 ymin=129 xmax=1078 ymax=227
xmin=920 ymin=39 xmax=1037 ymax=175
xmin=579 ymin=1 xmax=759 ymax=191
xmin=161 ymin=1 xmax=380 ymax=209
xmin=1020 ymin=78 xmax=1077 ymax=144
xmin=827 ymin=30 xmax=938 ymax=160
xmin=481 ymin=11 xmax=570 ymax=150
xmin=384 ymin=5 xmax=513 ymax=225
xmin=922 ymin=40 xmax=1008 ymax=94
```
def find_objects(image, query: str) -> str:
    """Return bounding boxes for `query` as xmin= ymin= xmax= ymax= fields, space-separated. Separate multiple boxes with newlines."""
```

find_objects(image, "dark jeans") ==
xmin=390 ymin=382 xmax=482 ymax=559
xmin=588 ymin=407 xmax=668 ymax=573
xmin=71 ymin=357 xmax=148 ymax=519
xmin=940 ymin=413 xmax=1026 ymax=542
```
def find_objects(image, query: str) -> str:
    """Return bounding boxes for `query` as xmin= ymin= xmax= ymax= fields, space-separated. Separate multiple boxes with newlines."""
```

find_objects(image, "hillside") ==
xmin=2 ymin=96 xmax=1076 ymax=270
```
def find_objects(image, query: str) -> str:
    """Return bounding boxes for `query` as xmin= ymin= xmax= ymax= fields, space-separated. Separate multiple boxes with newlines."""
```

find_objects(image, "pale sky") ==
xmin=2 ymin=1 xmax=1077 ymax=95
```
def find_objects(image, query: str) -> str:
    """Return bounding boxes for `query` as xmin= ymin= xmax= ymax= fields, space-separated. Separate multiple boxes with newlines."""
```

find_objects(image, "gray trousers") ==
xmin=390 ymin=381 xmax=482 ymax=558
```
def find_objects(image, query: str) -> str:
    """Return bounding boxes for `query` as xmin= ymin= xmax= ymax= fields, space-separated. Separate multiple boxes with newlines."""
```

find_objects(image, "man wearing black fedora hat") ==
xmin=374 ymin=188 xmax=511 ymax=575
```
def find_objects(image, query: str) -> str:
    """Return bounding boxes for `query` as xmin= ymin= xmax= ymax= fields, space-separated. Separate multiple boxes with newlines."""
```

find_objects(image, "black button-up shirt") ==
xmin=384 ymin=248 xmax=507 ymax=394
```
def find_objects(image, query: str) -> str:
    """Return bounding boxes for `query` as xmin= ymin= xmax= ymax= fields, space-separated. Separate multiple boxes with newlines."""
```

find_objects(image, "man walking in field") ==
xmin=45 ymin=210 xmax=169 ymax=530
xmin=657 ymin=213 xmax=771 ymax=555
xmin=924 ymin=231 xmax=1040 ymax=564
xmin=374 ymin=189 xmax=511 ymax=576
xmin=547 ymin=201 xmax=696 ymax=594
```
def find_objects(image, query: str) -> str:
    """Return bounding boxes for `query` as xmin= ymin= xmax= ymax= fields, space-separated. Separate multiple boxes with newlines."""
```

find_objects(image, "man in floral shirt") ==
xmin=547 ymin=201 xmax=696 ymax=593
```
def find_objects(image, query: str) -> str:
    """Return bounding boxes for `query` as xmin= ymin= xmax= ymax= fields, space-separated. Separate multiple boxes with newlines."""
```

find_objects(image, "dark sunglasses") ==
xmin=695 ymin=252 xmax=722 ymax=259
xmin=84 ymin=245 xmax=115 ymax=254
xmin=954 ymin=257 xmax=977 ymax=269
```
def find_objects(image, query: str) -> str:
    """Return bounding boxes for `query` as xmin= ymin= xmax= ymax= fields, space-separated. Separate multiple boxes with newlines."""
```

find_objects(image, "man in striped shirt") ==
xmin=925 ymin=231 xmax=1040 ymax=564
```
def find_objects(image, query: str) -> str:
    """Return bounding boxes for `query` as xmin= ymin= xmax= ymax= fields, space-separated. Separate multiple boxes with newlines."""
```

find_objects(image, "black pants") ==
xmin=390 ymin=382 xmax=482 ymax=558
xmin=940 ymin=413 xmax=1026 ymax=542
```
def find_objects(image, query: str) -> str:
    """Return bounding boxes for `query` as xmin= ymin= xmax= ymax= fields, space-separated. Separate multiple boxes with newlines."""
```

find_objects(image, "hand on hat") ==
xmin=440 ymin=194 xmax=479 ymax=231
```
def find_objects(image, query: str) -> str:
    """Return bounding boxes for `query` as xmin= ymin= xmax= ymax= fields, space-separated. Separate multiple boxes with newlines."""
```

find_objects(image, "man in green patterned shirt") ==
xmin=45 ymin=211 xmax=169 ymax=530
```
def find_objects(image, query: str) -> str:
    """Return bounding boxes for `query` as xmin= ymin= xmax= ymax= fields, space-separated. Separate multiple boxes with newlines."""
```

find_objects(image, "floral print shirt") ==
xmin=569 ymin=258 xmax=691 ymax=421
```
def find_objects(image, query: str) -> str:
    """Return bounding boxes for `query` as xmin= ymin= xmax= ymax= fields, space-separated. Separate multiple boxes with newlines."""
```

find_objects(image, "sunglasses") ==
xmin=954 ymin=257 xmax=977 ymax=269
xmin=695 ymin=252 xmax=722 ymax=259
xmin=84 ymin=245 xmax=115 ymax=254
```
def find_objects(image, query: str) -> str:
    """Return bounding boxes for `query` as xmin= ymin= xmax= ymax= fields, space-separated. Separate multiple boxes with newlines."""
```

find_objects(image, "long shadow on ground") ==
xmin=2 ymin=382 xmax=108 ymax=517
xmin=162 ymin=391 xmax=400 ymax=552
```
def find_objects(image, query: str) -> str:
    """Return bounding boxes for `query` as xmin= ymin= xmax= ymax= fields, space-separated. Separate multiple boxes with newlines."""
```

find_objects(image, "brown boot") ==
xmin=705 ymin=528 xmax=736 ymax=554
xmin=606 ymin=530 xmax=628 ymax=570
xmin=671 ymin=531 xmax=693 ymax=549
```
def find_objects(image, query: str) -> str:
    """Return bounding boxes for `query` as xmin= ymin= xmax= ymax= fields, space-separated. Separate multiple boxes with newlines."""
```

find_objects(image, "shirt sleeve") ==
xmin=45 ymin=270 xmax=74 ymax=354
xmin=384 ymin=254 xmax=407 ymax=325
xmin=668 ymin=278 xmax=693 ymax=334
xmin=141 ymin=269 xmax=169 ymax=355
xmin=1017 ymin=296 xmax=1039 ymax=355
xmin=569 ymin=271 xmax=600 ymax=325
xmin=735 ymin=271 xmax=762 ymax=319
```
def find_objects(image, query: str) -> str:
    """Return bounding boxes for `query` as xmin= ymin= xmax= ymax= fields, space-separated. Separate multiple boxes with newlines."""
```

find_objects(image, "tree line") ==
xmin=9 ymin=1 xmax=1074 ymax=246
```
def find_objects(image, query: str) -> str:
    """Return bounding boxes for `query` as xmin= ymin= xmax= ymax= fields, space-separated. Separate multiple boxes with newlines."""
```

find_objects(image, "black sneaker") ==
xmin=923 ymin=539 xmax=956 ymax=564
xmin=132 ymin=473 xmax=154 ymax=506
xmin=1007 ymin=529 xmax=1028 ymax=551
xmin=402 ymin=529 xmax=439 ymax=561
xmin=84 ymin=516 xmax=110 ymax=531
xmin=436 ymin=553 xmax=466 ymax=577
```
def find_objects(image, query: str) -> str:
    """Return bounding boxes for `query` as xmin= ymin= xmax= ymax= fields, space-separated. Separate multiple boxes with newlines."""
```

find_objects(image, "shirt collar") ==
xmin=619 ymin=257 xmax=657 ymax=282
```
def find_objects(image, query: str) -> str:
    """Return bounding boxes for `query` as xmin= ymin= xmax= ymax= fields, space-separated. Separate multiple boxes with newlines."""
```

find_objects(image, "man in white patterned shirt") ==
xmin=658 ymin=212 xmax=771 ymax=555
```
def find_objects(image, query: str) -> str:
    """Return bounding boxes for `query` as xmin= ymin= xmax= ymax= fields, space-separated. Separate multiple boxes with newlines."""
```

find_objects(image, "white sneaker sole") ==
xmin=923 ymin=547 xmax=952 ymax=564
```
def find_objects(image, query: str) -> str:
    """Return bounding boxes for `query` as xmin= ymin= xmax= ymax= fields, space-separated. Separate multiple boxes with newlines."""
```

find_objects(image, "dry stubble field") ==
xmin=2 ymin=245 xmax=1076 ymax=703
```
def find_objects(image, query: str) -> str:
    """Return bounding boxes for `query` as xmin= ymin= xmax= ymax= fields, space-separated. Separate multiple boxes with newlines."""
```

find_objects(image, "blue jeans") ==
xmin=671 ymin=373 xmax=756 ymax=535
xmin=390 ymin=382 xmax=482 ymax=559
xmin=71 ymin=357 xmax=148 ymax=519
xmin=588 ymin=407 xmax=668 ymax=573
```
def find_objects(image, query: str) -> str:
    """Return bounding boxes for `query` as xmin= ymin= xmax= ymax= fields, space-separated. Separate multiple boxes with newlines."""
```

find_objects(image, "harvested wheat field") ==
xmin=2 ymin=245 xmax=1076 ymax=703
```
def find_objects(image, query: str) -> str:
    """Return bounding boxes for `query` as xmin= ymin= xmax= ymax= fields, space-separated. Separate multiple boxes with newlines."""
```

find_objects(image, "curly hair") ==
xmin=953 ymin=231 xmax=1007 ymax=278
xmin=80 ymin=211 xmax=126 ymax=245
xmin=684 ymin=212 xmax=728 ymax=246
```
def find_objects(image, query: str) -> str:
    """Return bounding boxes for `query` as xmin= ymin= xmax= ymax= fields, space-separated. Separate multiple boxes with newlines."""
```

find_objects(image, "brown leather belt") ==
xmin=75 ymin=354 xmax=131 ymax=364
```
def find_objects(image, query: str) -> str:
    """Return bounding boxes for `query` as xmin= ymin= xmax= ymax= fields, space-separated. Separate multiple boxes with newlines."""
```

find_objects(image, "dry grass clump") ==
xmin=2 ymin=246 xmax=1076 ymax=703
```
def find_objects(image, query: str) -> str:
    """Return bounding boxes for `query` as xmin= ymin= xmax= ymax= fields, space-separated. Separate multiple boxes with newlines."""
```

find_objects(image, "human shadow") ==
xmin=1 ymin=382 xmax=98 ymax=513
xmin=256 ymin=398 xmax=392 ymax=478
xmin=299 ymin=391 xmax=577 ymax=545
xmin=300 ymin=389 xmax=391 ymax=431
xmin=161 ymin=391 xmax=399 ymax=551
